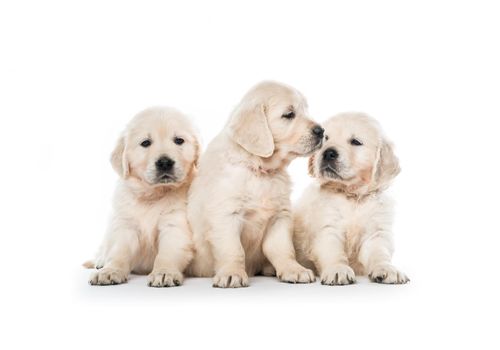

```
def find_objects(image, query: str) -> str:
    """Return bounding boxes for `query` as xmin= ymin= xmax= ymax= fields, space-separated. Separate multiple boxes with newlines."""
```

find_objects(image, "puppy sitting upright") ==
xmin=187 ymin=81 xmax=324 ymax=287
xmin=86 ymin=107 xmax=199 ymax=287
xmin=293 ymin=112 xmax=409 ymax=285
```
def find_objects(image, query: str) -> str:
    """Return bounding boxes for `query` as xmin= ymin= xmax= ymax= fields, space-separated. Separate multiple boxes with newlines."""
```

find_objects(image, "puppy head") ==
xmin=309 ymin=113 xmax=400 ymax=194
xmin=111 ymin=107 xmax=200 ymax=188
xmin=227 ymin=81 xmax=324 ymax=159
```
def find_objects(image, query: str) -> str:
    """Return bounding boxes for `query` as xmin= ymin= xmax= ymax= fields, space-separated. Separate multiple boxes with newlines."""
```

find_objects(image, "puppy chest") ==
xmin=131 ymin=203 xmax=165 ymax=244
xmin=243 ymin=190 xmax=284 ymax=222
xmin=240 ymin=184 xmax=286 ymax=239
xmin=339 ymin=201 xmax=382 ymax=257
xmin=320 ymin=198 xmax=363 ymax=252
xmin=244 ymin=176 xmax=288 ymax=211
xmin=343 ymin=224 xmax=365 ymax=259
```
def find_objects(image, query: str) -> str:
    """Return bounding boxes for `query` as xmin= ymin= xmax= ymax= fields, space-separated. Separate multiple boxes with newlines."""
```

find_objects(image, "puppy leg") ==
xmin=88 ymin=224 xmax=138 ymax=286
xmin=209 ymin=215 xmax=249 ymax=288
xmin=359 ymin=234 xmax=409 ymax=284
xmin=312 ymin=228 xmax=355 ymax=285
xmin=148 ymin=215 xmax=193 ymax=288
xmin=263 ymin=213 xmax=315 ymax=284
xmin=260 ymin=262 xmax=276 ymax=276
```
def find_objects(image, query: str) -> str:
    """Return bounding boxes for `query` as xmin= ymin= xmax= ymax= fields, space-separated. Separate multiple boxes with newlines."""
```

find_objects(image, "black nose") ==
xmin=155 ymin=156 xmax=175 ymax=172
xmin=323 ymin=148 xmax=339 ymax=161
xmin=312 ymin=125 xmax=324 ymax=138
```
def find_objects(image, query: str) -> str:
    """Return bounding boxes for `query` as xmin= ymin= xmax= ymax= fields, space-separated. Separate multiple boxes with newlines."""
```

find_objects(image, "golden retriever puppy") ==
xmin=187 ymin=81 xmax=324 ymax=288
xmin=293 ymin=112 xmax=409 ymax=285
xmin=86 ymin=107 xmax=199 ymax=287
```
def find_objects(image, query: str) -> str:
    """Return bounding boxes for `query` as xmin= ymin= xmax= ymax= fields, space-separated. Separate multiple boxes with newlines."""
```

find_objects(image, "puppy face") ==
xmin=111 ymin=107 xmax=200 ymax=187
xmin=309 ymin=113 xmax=400 ymax=192
xmin=228 ymin=81 xmax=324 ymax=159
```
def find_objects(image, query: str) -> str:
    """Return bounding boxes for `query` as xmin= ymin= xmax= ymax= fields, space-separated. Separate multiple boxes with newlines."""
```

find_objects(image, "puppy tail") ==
xmin=82 ymin=260 xmax=95 ymax=269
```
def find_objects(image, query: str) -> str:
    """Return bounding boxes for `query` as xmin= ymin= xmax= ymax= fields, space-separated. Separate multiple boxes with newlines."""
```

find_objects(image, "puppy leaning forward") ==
xmin=85 ymin=107 xmax=200 ymax=287
xmin=186 ymin=81 xmax=325 ymax=288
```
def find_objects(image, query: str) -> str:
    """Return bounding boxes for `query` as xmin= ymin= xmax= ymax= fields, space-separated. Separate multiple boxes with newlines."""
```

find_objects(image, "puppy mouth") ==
xmin=155 ymin=173 xmax=177 ymax=184
xmin=313 ymin=138 xmax=323 ymax=150
xmin=302 ymin=138 xmax=324 ymax=156
xmin=320 ymin=165 xmax=343 ymax=180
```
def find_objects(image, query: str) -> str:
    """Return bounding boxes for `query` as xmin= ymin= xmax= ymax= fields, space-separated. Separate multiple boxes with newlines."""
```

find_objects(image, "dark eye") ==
xmin=174 ymin=137 xmax=185 ymax=145
xmin=350 ymin=138 xmax=363 ymax=146
xmin=140 ymin=139 xmax=152 ymax=148
xmin=282 ymin=111 xmax=295 ymax=119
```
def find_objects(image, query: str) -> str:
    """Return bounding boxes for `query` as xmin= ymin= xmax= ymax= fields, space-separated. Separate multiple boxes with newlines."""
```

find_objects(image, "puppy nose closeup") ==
xmin=156 ymin=156 xmax=175 ymax=172
xmin=323 ymin=148 xmax=339 ymax=161
xmin=312 ymin=125 xmax=325 ymax=138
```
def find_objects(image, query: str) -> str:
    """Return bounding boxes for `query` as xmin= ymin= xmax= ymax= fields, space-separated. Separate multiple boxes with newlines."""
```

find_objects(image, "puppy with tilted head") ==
xmin=86 ymin=107 xmax=200 ymax=287
xmin=187 ymin=81 xmax=325 ymax=288
xmin=293 ymin=112 xmax=409 ymax=285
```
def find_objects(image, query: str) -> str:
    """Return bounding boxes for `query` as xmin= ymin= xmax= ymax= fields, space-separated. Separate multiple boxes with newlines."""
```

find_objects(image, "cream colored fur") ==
xmin=87 ymin=107 xmax=199 ymax=287
xmin=293 ymin=112 xmax=409 ymax=285
xmin=187 ymin=81 xmax=324 ymax=287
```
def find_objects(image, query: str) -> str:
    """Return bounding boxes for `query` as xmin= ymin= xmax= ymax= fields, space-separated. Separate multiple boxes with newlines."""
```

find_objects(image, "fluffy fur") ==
xmin=293 ymin=112 xmax=409 ymax=285
xmin=187 ymin=81 xmax=324 ymax=287
xmin=87 ymin=107 xmax=200 ymax=287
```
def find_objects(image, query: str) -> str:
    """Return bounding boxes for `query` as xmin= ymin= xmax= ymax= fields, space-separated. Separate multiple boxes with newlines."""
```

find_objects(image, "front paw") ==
xmin=213 ymin=269 xmax=249 ymax=288
xmin=148 ymin=269 xmax=184 ymax=287
xmin=321 ymin=264 xmax=356 ymax=285
xmin=277 ymin=263 xmax=315 ymax=284
xmin=89 ymin=267 xmax=128 ymax=285
xmin=369 ymin=264 xmax=409 ymax=284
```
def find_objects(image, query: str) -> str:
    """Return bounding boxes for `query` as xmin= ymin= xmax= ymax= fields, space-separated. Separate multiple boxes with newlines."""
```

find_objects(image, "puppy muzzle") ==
xmin=320 ymin=147 xmax=343 ymax=179
xmin=154 ymin=156 xmax=177 ymax=183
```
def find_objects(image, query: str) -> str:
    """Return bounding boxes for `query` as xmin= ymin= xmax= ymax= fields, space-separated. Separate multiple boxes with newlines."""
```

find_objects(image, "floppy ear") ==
xmin=228 ymin=103 xmax=274 ymax=157
xmin=110 ymin=136 xmax=129 ymax=178
xmin=192 ymin=135 xmax=201 ymax=169
xmin=308 ymin=154 xmax=316 ymax=177
xmin=374 ymin=138 xmax=400 ymax=190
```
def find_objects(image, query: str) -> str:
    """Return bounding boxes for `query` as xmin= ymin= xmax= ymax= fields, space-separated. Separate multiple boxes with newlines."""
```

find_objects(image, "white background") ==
xmin=1 ymin=1 xmax=499 ymax=349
